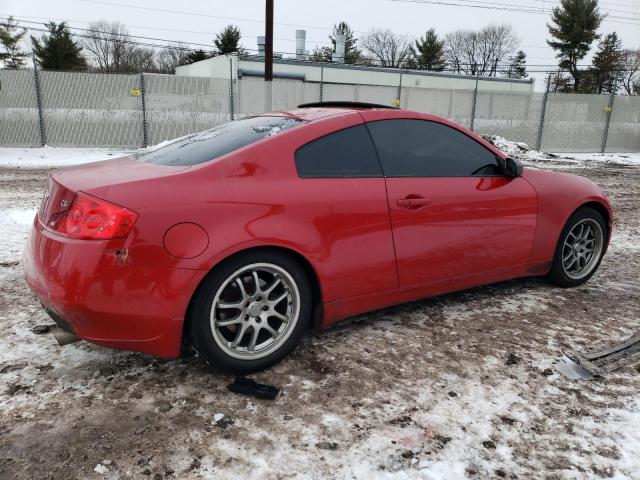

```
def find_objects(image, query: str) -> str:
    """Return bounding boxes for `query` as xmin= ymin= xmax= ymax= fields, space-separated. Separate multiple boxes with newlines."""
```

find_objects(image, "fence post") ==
xmin=470 ymin=75 xmax=479 ymax=132
xmin=139 ymin=73 xmax=148 ymax=148
xmin=32 ymin=67 xmax=46 ymax=147
xmin=396 ymin=67 xmax=403 ymax=106
xmin=535 ymin=74 xmax=551 ymax=151
xmin=601 ymin=87 xmax=616 ymax=154
xmin=229 ymin=57 xmax=235 ymax=120
xmin=319 ymin=65 xmax=324 ymax=102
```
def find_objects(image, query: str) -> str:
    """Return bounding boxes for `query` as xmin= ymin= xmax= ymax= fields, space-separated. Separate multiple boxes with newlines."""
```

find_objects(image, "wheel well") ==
xmin=182 ymin=246 xmax=324 ymax=352
xmin=579 ymin=201 xmax=611 ymax=237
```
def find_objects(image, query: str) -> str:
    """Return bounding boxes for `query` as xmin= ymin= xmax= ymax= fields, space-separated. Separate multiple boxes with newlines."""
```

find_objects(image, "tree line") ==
xmin=0 ymin=0 xmax=638 ymax=95
xmin=0 ymin=18 xmax=243 ymax=75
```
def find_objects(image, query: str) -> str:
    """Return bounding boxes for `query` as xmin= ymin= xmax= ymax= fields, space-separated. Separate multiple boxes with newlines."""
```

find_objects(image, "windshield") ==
xmin=138 ymin=116 xmax=305 ymax=166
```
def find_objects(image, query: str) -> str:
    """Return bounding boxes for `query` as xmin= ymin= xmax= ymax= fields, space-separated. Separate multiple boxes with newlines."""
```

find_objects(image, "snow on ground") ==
xmin=0 ymin=146 xmax=132 ymax=168
xmin=0 ymin=208 xmax=36 ymax=265
xmin=0 ymin=145 xmax=639 ymax=479
xmin=484 ymin=135 xmax=640 ymax=169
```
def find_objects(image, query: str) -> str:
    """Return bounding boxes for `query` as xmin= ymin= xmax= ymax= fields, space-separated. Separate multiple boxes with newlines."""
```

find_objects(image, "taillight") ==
xmin=50 ymin=192 xmax=138 ymax=240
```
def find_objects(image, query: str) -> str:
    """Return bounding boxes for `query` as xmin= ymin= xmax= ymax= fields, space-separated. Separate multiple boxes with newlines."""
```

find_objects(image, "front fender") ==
xmin=523 ymin=168 xmax=612 ymax=263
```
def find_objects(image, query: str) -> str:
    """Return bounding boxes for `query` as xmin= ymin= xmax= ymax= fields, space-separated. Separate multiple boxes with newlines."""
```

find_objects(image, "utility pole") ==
xmin=264 ymin=0 xmax=273 ymax=112
xmin=264 ymin=0 xmax=273 ymax=82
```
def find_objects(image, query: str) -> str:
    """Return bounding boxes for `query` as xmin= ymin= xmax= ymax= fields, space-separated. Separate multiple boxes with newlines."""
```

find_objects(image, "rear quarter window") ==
xmin=294 ymin=124 xmax=382 ymax=178
xmin=138 ymin=116 xmax=304 ymax=166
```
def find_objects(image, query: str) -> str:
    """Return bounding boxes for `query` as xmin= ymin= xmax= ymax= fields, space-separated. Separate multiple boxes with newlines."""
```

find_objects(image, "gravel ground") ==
xmin=0 ymin=153 xmax=639 ymax=480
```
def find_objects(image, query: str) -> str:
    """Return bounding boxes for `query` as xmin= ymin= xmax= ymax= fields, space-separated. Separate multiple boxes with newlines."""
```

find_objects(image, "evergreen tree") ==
xmin=311 ymin=21 xmax=362 ymax=64
xmin=214 ymin=25 xmax=241 ymax=54
xmin=409 ymin=29 xmax=445 ymax=71
xmin=591 ymin=32 xmax=624 ymax=93
xmin=547 ymin=0 xmax=603 ymax=92
xmin=184 ymin=49 xmax=210 ymax=65
xmin=507 ymin=50 xmax=527 ymax=78
xmin=0 ymin=16 xmax=28 ymax=69
xmin=31 ymin=22 xmax=87 ymax=71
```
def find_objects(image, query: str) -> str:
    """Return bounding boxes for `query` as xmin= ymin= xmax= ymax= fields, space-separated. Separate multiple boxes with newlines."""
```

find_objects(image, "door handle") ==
xmin=397 ymin=197 xmax=432 ymax=209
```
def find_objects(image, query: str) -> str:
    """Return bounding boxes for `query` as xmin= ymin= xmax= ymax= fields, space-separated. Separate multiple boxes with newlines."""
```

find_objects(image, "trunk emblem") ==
xmin=60 ymin=199 xmax=69 ymax=209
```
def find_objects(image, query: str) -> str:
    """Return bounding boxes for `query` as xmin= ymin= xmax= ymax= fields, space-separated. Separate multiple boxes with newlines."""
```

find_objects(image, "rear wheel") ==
xmin=547 ymin=207 xmax=607 ymax=287
xmin=188 ymin=250 xmax=312 ymax=373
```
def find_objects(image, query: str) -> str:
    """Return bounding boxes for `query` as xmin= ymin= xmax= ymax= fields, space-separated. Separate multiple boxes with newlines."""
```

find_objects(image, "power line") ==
xmin=18 ymin=21 xmax=639 ymax=74
xmin=77 ymin=0 xmax=640 ymax=27
xmin=389 ymin=0 xmax=640 ymax=25
xmin=7 ymin=14 xmax=637 ymax=76
xmin=429 ymin=0 xmax=640 ymax=16
xmin=1 ymin=13 xmax=335 ymax=47
xmin=76 ymin=0 xmax=338 ymax=32
xmin=2 ymin=11 xmax=623 ymax=58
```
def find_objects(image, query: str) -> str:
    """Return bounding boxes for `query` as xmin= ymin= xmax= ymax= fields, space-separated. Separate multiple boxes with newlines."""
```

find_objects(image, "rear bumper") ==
xmin=22 ymin=216 xmax=206 ymax=358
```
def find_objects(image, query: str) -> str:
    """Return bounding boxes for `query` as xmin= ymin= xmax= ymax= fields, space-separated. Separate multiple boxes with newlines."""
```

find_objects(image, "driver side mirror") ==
xmin=504 ymin=157 xmax=523 ymax=178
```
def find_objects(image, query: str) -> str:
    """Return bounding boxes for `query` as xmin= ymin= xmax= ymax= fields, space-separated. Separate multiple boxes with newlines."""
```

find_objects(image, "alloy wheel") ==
xmin=209 ymin=263 xmax=300 ymax=360
xmin=561 ymin=218 xmax=604 ymax=280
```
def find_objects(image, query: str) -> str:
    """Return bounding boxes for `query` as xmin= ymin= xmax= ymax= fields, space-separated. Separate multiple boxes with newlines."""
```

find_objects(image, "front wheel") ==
xmin=547 ymin=207 xmax=607 ymax=287
xmin=188 ymin=250 xmax=312 ymax=374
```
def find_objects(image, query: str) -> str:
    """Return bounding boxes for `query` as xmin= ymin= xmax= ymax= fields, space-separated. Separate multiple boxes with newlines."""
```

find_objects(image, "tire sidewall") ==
xmin=548 ymin=207 xmax=607 ymax=287
xmin=188 ymin=250 xmax=312 ymax=374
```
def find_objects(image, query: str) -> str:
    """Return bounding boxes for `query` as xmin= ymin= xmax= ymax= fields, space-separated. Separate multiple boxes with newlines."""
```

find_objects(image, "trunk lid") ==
xmin=40 ymin=155 xmax=188 ymax=225
xmin=50 ymin=155 xmax=188 ymax=192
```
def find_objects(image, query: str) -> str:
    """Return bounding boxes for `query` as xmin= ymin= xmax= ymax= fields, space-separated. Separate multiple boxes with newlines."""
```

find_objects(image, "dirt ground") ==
xmin=0 ymin=155 xmax=639 ymax=480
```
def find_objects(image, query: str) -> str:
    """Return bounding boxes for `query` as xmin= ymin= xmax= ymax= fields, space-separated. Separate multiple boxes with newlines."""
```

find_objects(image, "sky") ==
xmin=2 ymin=0 xmax=639 ymax=90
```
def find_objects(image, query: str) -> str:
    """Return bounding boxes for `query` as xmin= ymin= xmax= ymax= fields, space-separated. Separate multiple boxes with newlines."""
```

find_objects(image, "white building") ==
xmin=175 ymin=30 xmax=534 ymax=95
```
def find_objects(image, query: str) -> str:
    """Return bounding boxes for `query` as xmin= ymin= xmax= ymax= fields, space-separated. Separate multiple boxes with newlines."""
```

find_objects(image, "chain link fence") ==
xmin=144 ymin=74 xmax=231 ymax=146
xmin=0 ymin=70 xmax=41 ymax=147
xmin=39 ymin=71 xmax=143 ymax=148
xmin=0 ymin=68 xmax=638 ymax=153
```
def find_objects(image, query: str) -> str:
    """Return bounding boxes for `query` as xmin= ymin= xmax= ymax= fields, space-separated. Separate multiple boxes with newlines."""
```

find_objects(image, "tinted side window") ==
xmin=138 ymin=116 xmax=304 ymax=166
xmin=367 ymin=119 xmax=502 ymax=177
xmin=295 ymin=124 xmax=382 ymax=178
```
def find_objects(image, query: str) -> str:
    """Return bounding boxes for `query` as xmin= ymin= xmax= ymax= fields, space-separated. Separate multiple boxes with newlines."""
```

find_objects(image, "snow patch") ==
xmin=93 ymin=464 xmax=109 ymax=475
xmin=484 ymin=135 xmax=640 ymax=167
xmin=0 ymin=208 xmax=37 ymax=263
xmin=213 ymin=413 xmax=225 ymax=423
xmin=0 ymin=147 xmax=132 ymax=168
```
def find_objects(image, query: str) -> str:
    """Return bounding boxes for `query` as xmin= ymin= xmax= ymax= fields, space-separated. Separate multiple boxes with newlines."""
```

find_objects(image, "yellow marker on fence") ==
xmin=130 ymin=89 xmax=141 ymax=97
xmin=392 ymin=98 xmax=400 ymax=107
xmin=604 ymin=106 xmax=613 ymax=113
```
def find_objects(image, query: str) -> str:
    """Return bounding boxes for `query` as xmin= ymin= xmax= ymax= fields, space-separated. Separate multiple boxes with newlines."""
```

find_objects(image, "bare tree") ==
xmin=360 ymin=28 xmax=411 ymax=68
xmin=123 ymin=46 xmax=156 ymax=73
xmin=620 ymin=48 xmax=640 ymax=95
xmin=154 ymin=43 xmax=190 ymax=74
xmin=83 ymin=20 xmax=158 ymax=73
xmin=444 ymin=24 xmax=519 ymax=76
xmin=443 ymin=30 xmax=466 ymax=74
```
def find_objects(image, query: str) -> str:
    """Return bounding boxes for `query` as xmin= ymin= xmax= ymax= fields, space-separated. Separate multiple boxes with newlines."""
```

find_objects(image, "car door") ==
xmin=365 ymin=117 xmax=538 ymax=288
xmin=292 ymin=121 xmax=399 ymax=301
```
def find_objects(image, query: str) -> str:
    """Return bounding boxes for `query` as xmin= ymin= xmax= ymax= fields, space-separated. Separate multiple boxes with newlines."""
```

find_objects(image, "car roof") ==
xmin=259 ymin=101 xmax=398 ymax=122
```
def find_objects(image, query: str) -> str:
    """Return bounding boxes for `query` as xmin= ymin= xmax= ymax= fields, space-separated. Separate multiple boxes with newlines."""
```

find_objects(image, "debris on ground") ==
xmin=227 ymin=377 xmax=280 ymax=400
xmin=31 ymin=324 xmax=55 ymax=334
xmin=556 ymin=333 xmax=640 ymax=380
xmin=505 ymin=353 xmax=520 ymax=365
xmin=316 ymin=441 xmax=340 ymax=450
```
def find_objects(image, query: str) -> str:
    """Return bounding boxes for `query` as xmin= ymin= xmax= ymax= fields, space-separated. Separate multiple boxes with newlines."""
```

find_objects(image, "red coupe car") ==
xmin=23 ymin=102 xmax=612 ymax=373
